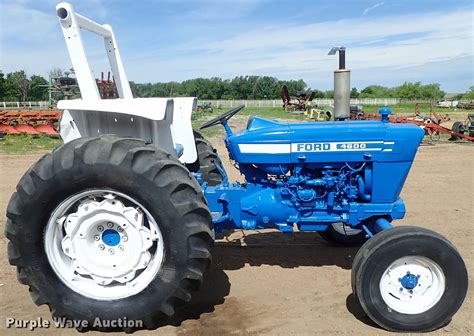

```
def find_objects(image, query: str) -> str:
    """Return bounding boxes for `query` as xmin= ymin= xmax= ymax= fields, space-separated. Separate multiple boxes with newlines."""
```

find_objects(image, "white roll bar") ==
xmin=56 ymin=2 xmax=133 ymax=100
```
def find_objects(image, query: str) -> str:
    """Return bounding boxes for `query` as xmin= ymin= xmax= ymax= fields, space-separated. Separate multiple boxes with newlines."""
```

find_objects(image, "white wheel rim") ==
xmin=332 ymin=223 xmax=362 ymax=236
xmin=379 ymin=256 xmax=445 ymax=314
xmin=45 ymin=189 xmax=164 ymax=301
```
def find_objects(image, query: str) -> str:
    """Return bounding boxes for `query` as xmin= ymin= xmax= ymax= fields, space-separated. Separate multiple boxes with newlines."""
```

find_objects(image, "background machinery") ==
xmin=280 ymin=85 xmax=315 ymax=113
xmin=450 ymin=113 xmax=474 ymax=140
xmin=5 ymin=3 xmax=468 ymax=333
xmin=350 ymin=103 xmax=474 ymax=142
xmin=458 ymin=100 xmax=474 ymax=110
xmin=48 ymin=70 xmax=80 ymax=107
xmin=280 ymin=85 xmax=332 ymax=121
xmin=0 ymin=110 xmax=59 ymax=135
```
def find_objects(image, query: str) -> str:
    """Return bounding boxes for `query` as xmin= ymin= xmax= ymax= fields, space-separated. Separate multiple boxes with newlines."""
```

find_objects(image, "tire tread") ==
xmin=5 ymin=135 xmax=213 ymax=331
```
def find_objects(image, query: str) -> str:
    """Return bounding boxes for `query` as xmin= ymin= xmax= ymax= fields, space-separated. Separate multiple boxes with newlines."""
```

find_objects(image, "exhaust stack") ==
xmin=328 ymin=47 xmax=350 ymax=120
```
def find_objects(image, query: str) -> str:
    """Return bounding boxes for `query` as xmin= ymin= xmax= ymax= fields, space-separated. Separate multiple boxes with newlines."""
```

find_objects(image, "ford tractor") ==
xmin=5 ymin=3 xmax=468 ymax=333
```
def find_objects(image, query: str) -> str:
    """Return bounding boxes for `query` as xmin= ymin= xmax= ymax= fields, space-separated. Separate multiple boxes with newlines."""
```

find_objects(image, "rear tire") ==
xmin=6 ymin=135 xmax=213 ymax=331
xmin=186 ymin=130 xmax=223 ymax=186
xmin=351 ymin=226 xmax=468 ymax=332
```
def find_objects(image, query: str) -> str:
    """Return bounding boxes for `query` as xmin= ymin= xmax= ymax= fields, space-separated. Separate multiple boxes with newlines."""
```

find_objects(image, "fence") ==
xmin=1 ymin=99 xmax=467 ymax=110
xmin=198 ymin=98 xmax=402 ymax=108
xmin=1 ymin=101 xmax=50 ymax=109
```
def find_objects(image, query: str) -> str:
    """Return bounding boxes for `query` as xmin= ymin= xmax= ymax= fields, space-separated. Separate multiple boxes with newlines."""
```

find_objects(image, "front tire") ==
xmin=186 ymin=130 xmax=223 ymax=186
xmin=5 ymin=135 xmax=213 ymax=331
xmin=351 ymin=226 xmax=468 ymax=332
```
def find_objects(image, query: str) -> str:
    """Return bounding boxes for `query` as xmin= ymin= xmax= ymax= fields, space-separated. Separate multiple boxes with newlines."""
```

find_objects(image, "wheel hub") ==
xmin=384 ymin=263 xmax=431 ymax=298
xmin=400 ymin=272 xmax=419 ymax=290
xmin=45 ymin=189 xmax=165 ymax=300
xmin=60 ymin=197 xmax=157 ymax=285
xmin=379 ymin=256 xmax=445 ymax=314
xmin=102 ymin=228 xmax=121 ymax=247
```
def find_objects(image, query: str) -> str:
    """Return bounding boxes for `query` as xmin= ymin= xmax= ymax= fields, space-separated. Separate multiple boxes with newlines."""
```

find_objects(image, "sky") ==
xmin=0 ymin=0 xmax=473 ymax=92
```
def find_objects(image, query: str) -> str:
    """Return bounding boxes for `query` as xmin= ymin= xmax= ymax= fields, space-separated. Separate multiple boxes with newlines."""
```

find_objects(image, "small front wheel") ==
xmin=351 ymin=226 xmax=468 ymax=332
xmin=186 ymin=130 xmax=224 ymax=186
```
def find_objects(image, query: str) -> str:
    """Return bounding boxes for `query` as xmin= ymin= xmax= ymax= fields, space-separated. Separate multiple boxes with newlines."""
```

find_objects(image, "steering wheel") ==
xmin=200 ymin=105 xmax=245 ymax=130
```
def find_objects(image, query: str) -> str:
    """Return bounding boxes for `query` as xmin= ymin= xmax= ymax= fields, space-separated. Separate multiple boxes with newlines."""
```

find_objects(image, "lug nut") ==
xmin=108 ymin=248 xmax=115 ymax=255
xmin=118 ymin=245 xmax=124 ymax=251
xmin=94 ymin=235 xmax=100 ymax=241
xmin=107 ymin=222 xmax=114 ymax=228
xmin=117 ymin=226 xmax=123 ymax=232
xmin=99 ymin=244 xmax=105 ymax=250
xmin=122 ymin=236 xmax=128 ymax=242
xmin=97 ymin=225 xmax=104 ymax=232
xmin=409 ymin=290 xmax=413 ymax=294
xmin=399 ymin=287 xmax=403 ymax=291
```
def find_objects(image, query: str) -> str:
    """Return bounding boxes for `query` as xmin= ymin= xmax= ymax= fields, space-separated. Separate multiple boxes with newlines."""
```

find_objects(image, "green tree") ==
xmin=463 ymin=86 xmax=474 ymax=99
xmin=312 ymin=89 xmax=325 ymax=99
xmin=324 ymin=90 xmax=334 ymax=98
xmin=7 ymin=71 xmax=30 ymax=102
xmin=280 ymin=79 xmax=306 ymax=98
xmin=29 ymin=75 xmax=49 ymax=101
xmin=350 ymin=87 xmax=359 ymax=98
xmin=227 ymin=76 xmax=255 ymax=99
xmin=251 ymin=76 xmax=278 ymax=99
xmin=359 ymin=85 xmax=394 ymax=98
xmin=130 ymin=76 xmax=307 ymax=99
xmin=419 ymin=83 xmax=444 ymax=100
xmin=0 ymin=71 xmax=5 ymax=100
xmin=395 ymin=82 xmax=422 ymax=99
xmin=3 ymin=72 xmax=22 ymax=101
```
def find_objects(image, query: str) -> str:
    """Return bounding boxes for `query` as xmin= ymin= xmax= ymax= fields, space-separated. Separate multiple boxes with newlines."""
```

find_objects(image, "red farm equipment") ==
xmin=0 ymin=71 xmax=116 ymax=137
xmin=280 ymin=85 xmax=315 ymax=113
xmin=350 ymin=103 xmax=474 ymax=142
xmin=0 ymin=110 xmax=60 ymax=135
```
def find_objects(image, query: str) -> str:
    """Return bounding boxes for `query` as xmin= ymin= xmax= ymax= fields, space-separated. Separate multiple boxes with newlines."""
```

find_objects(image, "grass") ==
xmin=0 ymin=107 xmax=301 ymax=154
xmin=192 ymin=106 xmax=307 ymax=137
xmin=0 ymin=134 xmax=62 ymax=154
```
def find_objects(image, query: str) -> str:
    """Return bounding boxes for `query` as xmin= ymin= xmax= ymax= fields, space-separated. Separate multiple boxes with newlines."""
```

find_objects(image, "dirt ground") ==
xmin=0 ymin=141 xmax=473 ymax=335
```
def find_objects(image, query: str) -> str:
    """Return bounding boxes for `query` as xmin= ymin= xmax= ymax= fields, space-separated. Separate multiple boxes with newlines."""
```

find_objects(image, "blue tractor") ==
xmin=6 ymin=105 xmax=468 ymax=332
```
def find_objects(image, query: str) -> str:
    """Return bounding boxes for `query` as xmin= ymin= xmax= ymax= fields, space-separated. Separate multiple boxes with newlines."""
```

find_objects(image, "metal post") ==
xmin=338 ymin=47 xmax=345 ymax=70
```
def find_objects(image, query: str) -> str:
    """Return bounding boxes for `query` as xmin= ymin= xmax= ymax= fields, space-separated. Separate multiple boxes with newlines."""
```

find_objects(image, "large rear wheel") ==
xmin=6 ymin=135 xmax=213 ymax=331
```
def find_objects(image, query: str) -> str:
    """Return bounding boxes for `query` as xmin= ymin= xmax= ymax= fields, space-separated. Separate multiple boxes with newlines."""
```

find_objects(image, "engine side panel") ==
xmin=227 ymin=117 xmax=424 ymax=203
